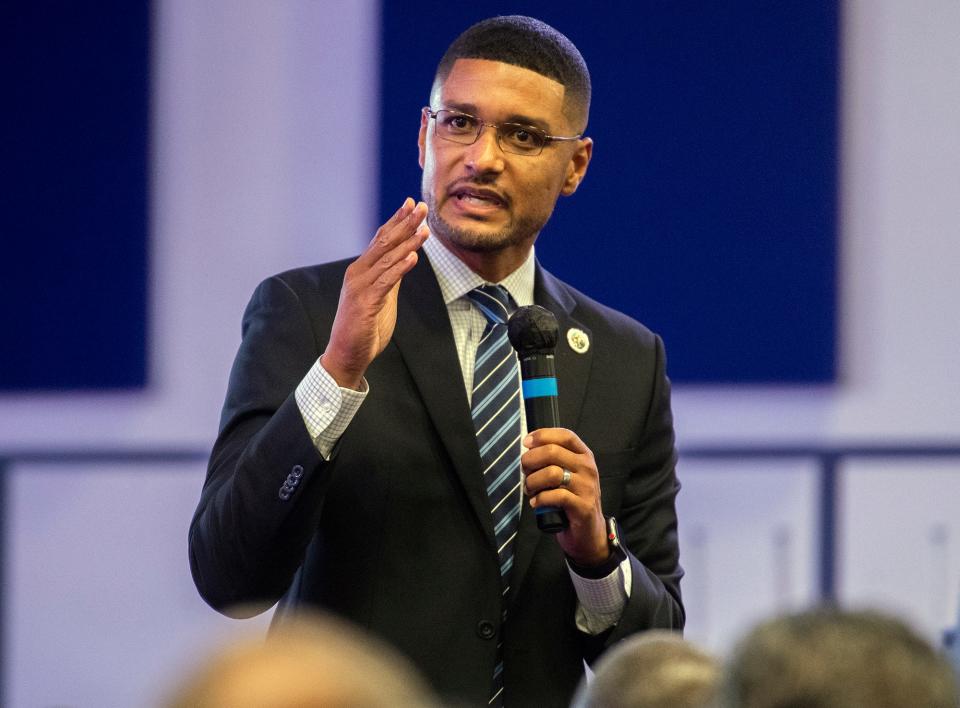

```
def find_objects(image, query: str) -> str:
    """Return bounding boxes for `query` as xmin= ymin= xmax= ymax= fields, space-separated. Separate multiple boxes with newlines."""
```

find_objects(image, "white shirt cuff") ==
xmin=569 ymin=557 xmax=633 ymax=635
xmin=294 ymin=358 xmax=368 ymax=459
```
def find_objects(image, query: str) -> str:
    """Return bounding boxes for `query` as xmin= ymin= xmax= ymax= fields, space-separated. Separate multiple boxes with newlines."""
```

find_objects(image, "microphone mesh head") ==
xmin=507 ymin=305 xmax=559 ymax=355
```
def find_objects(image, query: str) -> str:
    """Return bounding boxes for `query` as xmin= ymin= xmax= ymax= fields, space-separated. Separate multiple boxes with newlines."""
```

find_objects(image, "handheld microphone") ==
xmin=507 ymin=305 xmax=569 ymax=533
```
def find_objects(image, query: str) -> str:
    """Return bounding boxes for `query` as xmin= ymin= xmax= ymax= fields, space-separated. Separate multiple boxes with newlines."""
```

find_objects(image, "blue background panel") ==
xmin=380 ymin=2 xmax=837 ymax=383
xmin=1 ymin=3 xmax=150 ymax=390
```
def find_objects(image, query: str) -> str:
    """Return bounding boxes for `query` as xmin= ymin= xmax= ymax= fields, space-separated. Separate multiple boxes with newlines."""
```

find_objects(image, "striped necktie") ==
xmin=467 ymin=284 xmax=522 ymax=707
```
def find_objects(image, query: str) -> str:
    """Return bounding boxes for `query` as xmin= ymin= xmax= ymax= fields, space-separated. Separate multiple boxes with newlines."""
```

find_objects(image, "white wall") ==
xmin=832 ymin=0 xmax=960 ymax=440
xmin=677 ymin=460 xmax=822 ymax=649
xmin=2 ymin=0 xmax=959 ymax=704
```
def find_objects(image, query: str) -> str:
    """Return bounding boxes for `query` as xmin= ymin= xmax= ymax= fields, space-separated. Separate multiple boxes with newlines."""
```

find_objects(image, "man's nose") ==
xmin=464 ymin=124 xmax=504 ymax=173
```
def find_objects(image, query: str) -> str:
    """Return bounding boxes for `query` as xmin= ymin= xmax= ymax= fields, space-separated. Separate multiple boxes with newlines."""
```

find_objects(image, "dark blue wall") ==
xmin=1 ymin=3 xmax=150 ymax=390
xmin=380 ymin=2 xmax=838 ymax=383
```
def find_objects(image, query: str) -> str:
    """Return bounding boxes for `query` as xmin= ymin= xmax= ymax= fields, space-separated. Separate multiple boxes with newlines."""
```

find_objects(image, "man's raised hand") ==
xmin=321 ymin=198 xmax=429 ymax=389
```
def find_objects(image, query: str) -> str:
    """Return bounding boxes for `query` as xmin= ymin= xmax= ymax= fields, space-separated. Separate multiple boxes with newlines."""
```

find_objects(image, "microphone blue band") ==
xmin=522 ymin=377 xmax=558 ymax=399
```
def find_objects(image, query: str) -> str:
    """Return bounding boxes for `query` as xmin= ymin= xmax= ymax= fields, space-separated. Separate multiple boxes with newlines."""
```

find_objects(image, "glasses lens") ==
xmin=430 ymin=110 xmax=546 ymax=156
xmin=498 ymin=124 xmax=546 ymax=155
xmin=434 ymin=110 xmax=479 ymax=144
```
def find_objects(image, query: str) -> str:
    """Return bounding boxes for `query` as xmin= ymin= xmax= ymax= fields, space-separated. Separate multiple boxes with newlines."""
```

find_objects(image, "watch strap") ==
xmin=567 ymin=516 xmax=628 ymax=579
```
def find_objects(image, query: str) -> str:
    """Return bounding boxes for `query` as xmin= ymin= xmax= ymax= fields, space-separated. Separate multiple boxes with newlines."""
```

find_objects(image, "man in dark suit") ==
xmin=190 ymin=15 xmax=683 ymax=707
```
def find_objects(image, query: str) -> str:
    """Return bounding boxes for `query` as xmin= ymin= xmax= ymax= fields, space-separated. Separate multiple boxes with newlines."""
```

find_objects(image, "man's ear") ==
xmin=561 ymin=137 xmax=593 ymax=196
xmin=418 ymin=110 xmax=429 ymax=168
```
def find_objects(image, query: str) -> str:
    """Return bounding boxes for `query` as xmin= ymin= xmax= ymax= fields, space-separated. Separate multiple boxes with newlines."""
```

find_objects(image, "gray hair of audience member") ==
xmin=718 ymin=606 xmax=960 ymax=708
xmin=570 ymin=630 xmax=720 ymax=708
xmin=164 ymin=610 xmax=440 ymax=708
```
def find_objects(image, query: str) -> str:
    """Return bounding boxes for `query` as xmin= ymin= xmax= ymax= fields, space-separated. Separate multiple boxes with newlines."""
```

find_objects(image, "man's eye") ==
xmin=443 ymin=114 xmax=475 ymax=132
xmin=503 ymin=126 xmax=543 ymax=150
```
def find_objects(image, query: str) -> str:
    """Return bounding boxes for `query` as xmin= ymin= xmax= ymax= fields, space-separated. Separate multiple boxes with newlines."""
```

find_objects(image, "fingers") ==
xmin=522 ymin=428 xmax=609 ymax=565
xmin=369 ymin=224 xmax=428 ymax=294
xmin=521 ymin=430 xmax=593 ymax=477
xmin=360 ymin=198 xmax=429 ymax=269
xmin=522 ymin=447 xmax=581 ymax=487
xmin=524 ymin=428 xmax=590 ymax=455
xmin=322 ymin=198 xmax=429 ymax=388
xmin=350 ymin=198 xmax=429 ymax=297
xmin=521 ymin=429 xmax=598 ymax=503
xmin=523 ymin=464 xmax=574 ymax=497
xmin=342 ymin=198 xmax=428 ymax=305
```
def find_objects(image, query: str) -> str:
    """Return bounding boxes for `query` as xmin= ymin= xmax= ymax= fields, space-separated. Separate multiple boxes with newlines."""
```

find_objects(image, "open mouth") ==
xmin=450 ymin=187 xmax=507 ymax=209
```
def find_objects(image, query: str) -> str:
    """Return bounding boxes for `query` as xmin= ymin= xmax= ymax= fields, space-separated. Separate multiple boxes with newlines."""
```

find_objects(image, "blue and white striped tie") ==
xmin=467 ymin=284 xmax=522 ymax=707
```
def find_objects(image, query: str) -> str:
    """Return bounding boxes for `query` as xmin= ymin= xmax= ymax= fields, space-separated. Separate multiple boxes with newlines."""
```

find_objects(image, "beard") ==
xmin=422 ymin=188 xmax=550 ymax=254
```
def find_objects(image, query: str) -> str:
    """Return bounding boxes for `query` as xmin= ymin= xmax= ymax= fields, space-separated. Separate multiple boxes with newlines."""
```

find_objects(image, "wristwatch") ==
xmin=568 ymin=516 xmax=629 ymax=579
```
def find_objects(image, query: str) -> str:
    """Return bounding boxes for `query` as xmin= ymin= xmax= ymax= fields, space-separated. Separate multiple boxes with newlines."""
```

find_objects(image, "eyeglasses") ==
xmin=422 ymin=107 xmax=582 ymax=156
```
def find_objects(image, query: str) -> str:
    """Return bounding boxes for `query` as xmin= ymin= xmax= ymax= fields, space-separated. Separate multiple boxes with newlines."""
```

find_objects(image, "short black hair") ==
xmin=434 ymin=15 xmax=591 ymax=130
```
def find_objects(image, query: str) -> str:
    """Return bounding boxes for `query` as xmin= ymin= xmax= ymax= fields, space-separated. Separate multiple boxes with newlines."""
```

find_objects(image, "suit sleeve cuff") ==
xmin=295 ymin=358 xmax=368 ymax=459
xmin=569 ymin=557 xmax=633 ymax=635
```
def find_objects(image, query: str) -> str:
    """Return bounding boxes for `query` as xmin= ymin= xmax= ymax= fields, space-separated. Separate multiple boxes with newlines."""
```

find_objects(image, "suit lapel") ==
xmin=391 ymin=255 xmax=498 ymax=550
xmin=508 ymin=262 xmax=595 ymax=604
xmin=534 ymin=265 xmax=594 ymax=432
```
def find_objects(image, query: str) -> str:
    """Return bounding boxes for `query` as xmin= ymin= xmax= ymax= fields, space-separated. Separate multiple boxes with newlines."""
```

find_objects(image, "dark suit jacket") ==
xmin=189 ymin=253 xmax=684 ymax=707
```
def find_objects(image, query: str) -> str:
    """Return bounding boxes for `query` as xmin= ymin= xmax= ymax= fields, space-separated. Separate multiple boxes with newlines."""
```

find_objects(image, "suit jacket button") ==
xmin=291 ymin=465 xmax=304 ymax=478
xmin=476 ymin=620 xmax=496 ymax=640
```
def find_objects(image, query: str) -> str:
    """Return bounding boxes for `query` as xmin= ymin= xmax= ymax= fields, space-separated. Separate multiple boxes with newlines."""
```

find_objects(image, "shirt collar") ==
xmin=423 ymin=232 xmax=535 ymax=308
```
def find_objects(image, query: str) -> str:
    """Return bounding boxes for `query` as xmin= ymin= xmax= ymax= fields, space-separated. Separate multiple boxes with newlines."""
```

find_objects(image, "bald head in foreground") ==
xmin=165 ymin=612 xmax=439 ymax=708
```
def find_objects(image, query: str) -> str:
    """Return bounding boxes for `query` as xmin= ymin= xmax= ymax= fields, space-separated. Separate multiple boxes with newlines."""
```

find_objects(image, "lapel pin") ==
xmin=566 ymin=328 xmax=590 ymax=354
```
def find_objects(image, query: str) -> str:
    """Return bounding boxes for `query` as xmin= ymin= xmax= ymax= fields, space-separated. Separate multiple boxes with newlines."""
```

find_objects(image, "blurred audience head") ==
xmin=571 ymin=630 xmax=720 ymax=708
xmin=718 ymin=606 xmax=959 ymax=708
xmin=164 ymin=610 xmax=439 ymax=708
